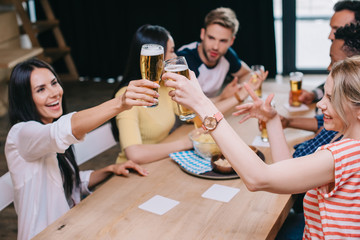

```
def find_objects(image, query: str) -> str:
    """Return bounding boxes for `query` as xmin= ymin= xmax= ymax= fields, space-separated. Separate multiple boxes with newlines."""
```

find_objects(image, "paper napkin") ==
xmin=202 ymin=184 xmax=240 ymax=202
xmin=283 ymin=103 xmax=309 ymax=112
xmin=251 ymin=135 xmax=270 ymax=147
xmin=138 ymin=195 xmax=179 ymax=215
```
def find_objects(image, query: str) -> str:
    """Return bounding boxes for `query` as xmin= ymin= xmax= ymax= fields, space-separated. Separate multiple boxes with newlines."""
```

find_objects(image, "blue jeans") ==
xmin=276 ymin=209 xmax=305 ymax=240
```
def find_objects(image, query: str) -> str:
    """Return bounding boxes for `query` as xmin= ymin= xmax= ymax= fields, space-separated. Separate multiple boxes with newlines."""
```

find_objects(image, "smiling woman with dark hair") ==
xmin=5 ymin=58 xmax=157 ymax=240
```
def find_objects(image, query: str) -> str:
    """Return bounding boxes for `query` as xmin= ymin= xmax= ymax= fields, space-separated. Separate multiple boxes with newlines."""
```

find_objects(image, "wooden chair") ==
xmin=0 ymin=9 xmax=43 ymax=116
xmin=0 ymin=172 xmax=14 ymax=211
xmin=73 ymin=122 xmax=117 ymax=165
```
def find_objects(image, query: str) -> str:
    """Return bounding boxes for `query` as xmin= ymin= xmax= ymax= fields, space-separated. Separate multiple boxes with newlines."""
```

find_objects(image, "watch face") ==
xmin=204 ymin=116 xmax=217 ymax=130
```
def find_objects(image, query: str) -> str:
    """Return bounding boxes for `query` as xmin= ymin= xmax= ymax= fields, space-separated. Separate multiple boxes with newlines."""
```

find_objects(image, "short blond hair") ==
xmin=204 ymin=7 xmax=239 ymax=36
xmin=331 ymin=55 xmax=360 ymax=132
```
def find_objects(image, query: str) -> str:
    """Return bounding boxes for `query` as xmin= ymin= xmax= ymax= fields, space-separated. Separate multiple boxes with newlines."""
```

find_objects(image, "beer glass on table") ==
xmin=251 ymin=65 xmax=265 ymax=98
xmin=259 ymin=120 xmax=268 ymax=142
xmin=140 ymin=44 xmax=164 ymax=107
xmin=289 ymin=72 xmax=303 ymax=107
xmin=164 ymin=56 xmax=196 ymax=121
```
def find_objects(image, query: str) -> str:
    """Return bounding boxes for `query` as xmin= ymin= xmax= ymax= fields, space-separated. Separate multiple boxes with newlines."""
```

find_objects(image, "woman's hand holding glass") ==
xmin=121 ymin=79 xmax=160 ymax=110
xmin=162 ymin=70 xmax=206 ymax=114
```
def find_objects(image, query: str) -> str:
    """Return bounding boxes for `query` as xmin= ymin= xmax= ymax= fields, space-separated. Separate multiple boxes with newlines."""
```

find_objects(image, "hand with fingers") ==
xmin=248 ymin=69 xmax=269 ymax=91
xmin=163 ymin=70 xmax=206 ymax=113
xmin=111 ymin=160 xmax=149 ymax=176
xmin=121 ymin=79 xmax=160 ymax=110
xmin=235 ymin=69 xmax=269 ymax=103
xmin=233 ymin=83 xmax=277 ymax=124
xmin=219 ymin=77 xmax=241 ymax=100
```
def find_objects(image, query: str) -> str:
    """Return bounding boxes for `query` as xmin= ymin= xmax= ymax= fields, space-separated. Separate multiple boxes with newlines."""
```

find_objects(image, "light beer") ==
xmin=251 ymin=65 xmax=265 ymax=98
xmin=252 ymin=74 xmax=262 ymax=98
xmin=164 ymin=63 xmax=196 ymax=121
xmin=290 ymin=80 xmax=302 ymax=107
xmin=140 ymin=44 xmax=164 ymax=107
xmin=289 ymin=72 xmax=303 ymax=107
xmin=260 ymin=120 xmax=268 ymax=142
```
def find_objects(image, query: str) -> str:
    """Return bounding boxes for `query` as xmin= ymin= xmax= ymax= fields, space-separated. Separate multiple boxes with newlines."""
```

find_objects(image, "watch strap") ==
xmin=201 ymin=112 xmax=223 ymax=131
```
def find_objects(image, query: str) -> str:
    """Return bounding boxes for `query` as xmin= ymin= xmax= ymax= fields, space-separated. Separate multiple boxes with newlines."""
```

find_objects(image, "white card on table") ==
xmin=202 ymin=184 xmax=240 ymax=202
xmin=283 ymin=103 xmax=309 ymax=112
xmin=251 ymin=135 xmax=270 ymax=147
xmin=138 ymin=195 xmax=179 ymax=215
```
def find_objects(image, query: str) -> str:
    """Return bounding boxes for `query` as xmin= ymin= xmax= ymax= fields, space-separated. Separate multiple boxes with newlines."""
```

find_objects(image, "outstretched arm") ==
xmin=124 ymin=126 xmax=193 ymax=164
xmin=233 ymin=84 xmax=291 ymax=161
xmin=88 ymin=160 xmax=148 ymax=188
xmin=71 ymin=79 xmax=159 ymax=140
xmin=211 ymin=69 xmax=269 ymax=114
xmin=163 ymin=72 xmax=334 ymax=194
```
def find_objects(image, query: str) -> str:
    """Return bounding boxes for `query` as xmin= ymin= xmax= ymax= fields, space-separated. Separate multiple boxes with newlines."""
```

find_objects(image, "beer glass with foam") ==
xmin=140 ymin=44 xmax=164 ymax=107
xmin=164 ymin=56 xmax=196 ymax=121
xmin=250 ymin=65 xmax=265 ymax=98
xmin=289 ymin=72 xmax=303 ymax=107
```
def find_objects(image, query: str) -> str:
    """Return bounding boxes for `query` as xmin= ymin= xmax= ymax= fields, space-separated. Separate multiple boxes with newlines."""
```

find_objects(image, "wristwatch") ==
xmin=202 ymin=112 xmax=224 ymax=131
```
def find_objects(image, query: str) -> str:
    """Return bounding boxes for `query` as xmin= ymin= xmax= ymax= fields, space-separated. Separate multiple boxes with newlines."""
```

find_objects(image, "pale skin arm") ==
xmin=232 ymin=60 xmax=252 ymax=83
xmin=71 ymin=80 xmax=159 ymax=140
xmin=211 ymin=69 xmax=269 ymax=114
xmin=234 ymin=84 xmax=291 ymax=161
xmin=88 ymin=160 xmax=148 ymax=188
xmin=281 ymin=116 xmax=318 ymax=132
xmin=124 ymin=128 xmax=193 ymax=164
xmin=163 ymin=71 xmax=335 ymax=194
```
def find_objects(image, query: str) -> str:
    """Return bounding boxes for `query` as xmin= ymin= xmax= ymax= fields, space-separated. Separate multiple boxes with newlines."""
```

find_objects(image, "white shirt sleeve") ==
xmin=16 ymin=112 xmax=81 ymax=161
xmin=79 ymin=170 xmax=93 ymax=197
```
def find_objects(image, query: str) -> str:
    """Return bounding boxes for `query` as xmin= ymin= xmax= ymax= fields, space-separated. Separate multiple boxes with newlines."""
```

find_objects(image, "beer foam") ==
xmin=141 ymin=44 xmax=164 ymax=56
xmin=164 ymin=64 xmax=188 ymax=72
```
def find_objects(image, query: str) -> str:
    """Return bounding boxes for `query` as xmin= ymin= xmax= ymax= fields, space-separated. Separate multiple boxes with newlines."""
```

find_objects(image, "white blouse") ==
xmin=5 ymin=113 xmax=92 ymax=240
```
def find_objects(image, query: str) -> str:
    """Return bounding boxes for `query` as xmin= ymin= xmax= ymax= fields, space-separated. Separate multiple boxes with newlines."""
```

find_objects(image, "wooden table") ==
xmin=33 ymin=79 xmax=317 ymax=240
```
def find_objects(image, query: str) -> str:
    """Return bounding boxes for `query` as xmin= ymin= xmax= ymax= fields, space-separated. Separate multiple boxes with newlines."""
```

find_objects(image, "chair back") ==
xmin=73 ymin=122 xmax=117 ymax=165
xmin=0 ymin=172 xmax=14 ymax=211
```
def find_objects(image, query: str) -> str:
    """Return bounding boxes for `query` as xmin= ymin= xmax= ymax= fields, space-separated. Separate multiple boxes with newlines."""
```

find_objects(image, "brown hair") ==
xmin=331 ymin=55 xmax=360 ymax=131
xmin=204 ymin=7 xmax=239 ymax=36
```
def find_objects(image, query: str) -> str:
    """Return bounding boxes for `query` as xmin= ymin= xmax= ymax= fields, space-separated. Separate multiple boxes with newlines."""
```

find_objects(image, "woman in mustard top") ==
xmin=111 ymin=24 xmax=193 ymax=164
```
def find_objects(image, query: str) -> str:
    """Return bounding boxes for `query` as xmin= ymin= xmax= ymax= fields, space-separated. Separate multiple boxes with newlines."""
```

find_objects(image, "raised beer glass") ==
xmin=164 ymin=56 xmax=196 ymax=121
xmin=251 ymin=65 xmax=265 ymax=98
xmin=259 ymin=120 xmax=268 ymax=142
xmin=289 ymin=72 xmax=303 ymax=107
xmin=140 ymin=44 xmax=164 ymax=107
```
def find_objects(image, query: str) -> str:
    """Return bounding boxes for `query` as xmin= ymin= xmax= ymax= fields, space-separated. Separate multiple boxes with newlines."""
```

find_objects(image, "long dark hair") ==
xmin=8 ymin=58 xmax=80 ymax=202
xmin=110 ymin=24 xmax=171 ymax=141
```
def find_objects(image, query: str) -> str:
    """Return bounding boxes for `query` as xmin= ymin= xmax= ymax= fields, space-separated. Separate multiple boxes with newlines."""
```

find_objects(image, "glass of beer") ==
xmin=259 ymin=120 xmax=268 ymax=142
xmin=164 ymin=56 xmax=196 ymax=121
xmin=251 ymin=65 xmax=265 ymax=98
xmin=140 ymin=44 xmax=164 ymax=107
xmin=289 ymin=72 xmax=303 ymax=107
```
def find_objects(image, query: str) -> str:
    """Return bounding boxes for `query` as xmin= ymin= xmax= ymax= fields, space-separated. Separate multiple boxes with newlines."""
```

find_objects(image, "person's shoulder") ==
xmin=224 ymin=47 xmax=240 ymax=60
xmin=177 ymin=42 xmax=198 ymax=53
xmin=321 ymin=138 xmax=360 ymax=154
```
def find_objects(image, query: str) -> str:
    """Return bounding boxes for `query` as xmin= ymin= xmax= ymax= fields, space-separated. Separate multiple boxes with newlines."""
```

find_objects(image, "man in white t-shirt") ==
xmin=177 ymin=7 xmax=252 ymax=98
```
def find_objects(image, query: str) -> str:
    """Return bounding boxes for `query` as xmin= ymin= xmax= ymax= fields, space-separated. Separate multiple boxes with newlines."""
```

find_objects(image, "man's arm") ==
xmin=232 ymin=60 xmax=252 ymax=83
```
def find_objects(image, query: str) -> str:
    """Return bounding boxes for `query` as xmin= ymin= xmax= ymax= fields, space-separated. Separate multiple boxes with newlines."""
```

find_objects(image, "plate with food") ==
xmin=177 ymin=139 xmax=265 ymax=180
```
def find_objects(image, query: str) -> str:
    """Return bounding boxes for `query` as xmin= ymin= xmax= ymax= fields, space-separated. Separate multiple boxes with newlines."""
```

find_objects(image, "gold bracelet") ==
xmin=234 ymin=92 xmax=243 ymax=103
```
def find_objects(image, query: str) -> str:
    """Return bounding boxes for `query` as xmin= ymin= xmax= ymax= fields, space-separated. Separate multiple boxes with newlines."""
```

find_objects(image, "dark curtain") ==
xmin=39 ymin=0 xmax=276 ymax=78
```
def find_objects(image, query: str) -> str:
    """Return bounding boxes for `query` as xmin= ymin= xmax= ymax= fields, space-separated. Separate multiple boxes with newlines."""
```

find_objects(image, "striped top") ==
xmin=303 ymin=139 xmax=360 ymax=239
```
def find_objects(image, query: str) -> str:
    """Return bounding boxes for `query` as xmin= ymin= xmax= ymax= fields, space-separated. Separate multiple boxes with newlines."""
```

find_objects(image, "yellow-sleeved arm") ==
xmin=114 ymin=85 xmax=176 ymax=163
xmin=115 ymin=87 xmax=143 ymax=151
